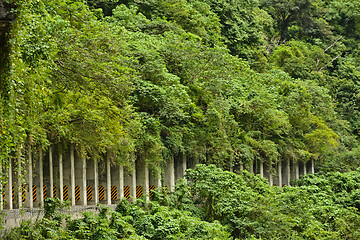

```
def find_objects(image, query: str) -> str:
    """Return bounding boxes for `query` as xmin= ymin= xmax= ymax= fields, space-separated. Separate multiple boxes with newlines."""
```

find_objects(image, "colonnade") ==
xmin=0 ymin=144 xmax=314 ymax=210
xmin=0 ymin=144 xmax=187 ymax=210
xmin=249 ymin=159 xmax=315 ymax=186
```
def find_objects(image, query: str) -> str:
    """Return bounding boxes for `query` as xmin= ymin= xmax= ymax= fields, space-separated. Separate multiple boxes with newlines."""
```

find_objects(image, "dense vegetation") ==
xmin=1 ymin=0 xmax=360 ymax=173
xmin=4 ymin=165 xmax=360 ymax=239
xmin=1 ymin=0 xmax=360 ymax=238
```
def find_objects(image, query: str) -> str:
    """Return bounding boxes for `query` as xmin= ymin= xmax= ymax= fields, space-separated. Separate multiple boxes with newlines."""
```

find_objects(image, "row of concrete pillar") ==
xmin=252 ymin=159 xmax=315 ymax=186
xmin=0 ymin=144 xmax=187 ymax=210
xmin=0 ymin=144 xmax=314 ymax=210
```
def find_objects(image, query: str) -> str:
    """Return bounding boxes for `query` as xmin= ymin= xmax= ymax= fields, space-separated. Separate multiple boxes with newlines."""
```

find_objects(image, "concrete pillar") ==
xmin=157 ymin=170 xmax=162 ymax=188
xmin=39 ymin=148 xmax=44 ymax=207
xmin=182 ymin=154 xmax=187 ymax=178
xmin=303 ymin=162 xmax=307 ymax=175
xmin=165 ymin=156 xmax=175 ymax=191
xmin=8 ymin=158 xmax=13 ymax=210
xmin=250 ymin=162 xmax=254 ymax=174
xmin=260 ymin=161 xmax=264 ymax=178
xmin=17 ymin=147 xmax=22 ymax=208
xmin=278 ymin=161 xmax=282 ymax=187
xmin=240 ymin=164 xmax=244 ymax=171
xmin=70 ymin=144 xmax=75 ymax=206
xmin=131 ymin=166 xmax=136 ymax=200
xmin=49 ymin=146 xmax=53 ymax=198
xmin=145 ymin=162 xmax=149 ymax=201
xmin=137 ymin=158 xmax=149 ymax=201
xmin=295 ymin=161 xmax=299 ymax=179
xmin=82 ymin=155 xmax=87 ymax=206
xmin=28 ymin=145 xmax=33 ymax=209
xmin=94 ymin=155 xmax=98 ymax=204
xmin=119 ymin=165 xmax=124 ymax=199
xmin=311 ymin=159 xmax=315 ymax=174
xmin=59 ymin=151 xmax=63 ymax=202
xmin=286 ymin=159 xmax=291 ymax=186
xmin=106 ymin=154 xmax=111 ymax=205
xmin=269 ymin=172 xmax=273 ymax=186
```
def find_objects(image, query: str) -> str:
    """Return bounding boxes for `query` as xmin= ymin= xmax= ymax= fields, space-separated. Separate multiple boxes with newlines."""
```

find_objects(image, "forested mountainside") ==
xmin=1 ymin=0 xmax=360 ymax=172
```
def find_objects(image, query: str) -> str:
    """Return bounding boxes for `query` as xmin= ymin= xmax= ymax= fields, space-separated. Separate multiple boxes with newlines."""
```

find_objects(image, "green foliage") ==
xmin=2 ymin=0 xmax=360 ymax=210
xmin=6 ymin=166 xmax=360 ymax=239
xmin=5 ymin=197 xmax=230 ymax=239
xmin=3 ymin=198 xmax=72 ymax=240
xmin=4 ymin=0 xmax=360 ymax=238
xmin=183 ymin=165 xmax=360 ymax=239
xmin=43 ymin=197 xmax=70 ymax=222
xmin=3 ymin=0 xmax=359 ymax=175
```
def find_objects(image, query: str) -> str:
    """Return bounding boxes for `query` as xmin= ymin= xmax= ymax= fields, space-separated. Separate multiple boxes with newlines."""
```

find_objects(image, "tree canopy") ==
xmin=1 ymin=0 xmax=360 ymax=173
